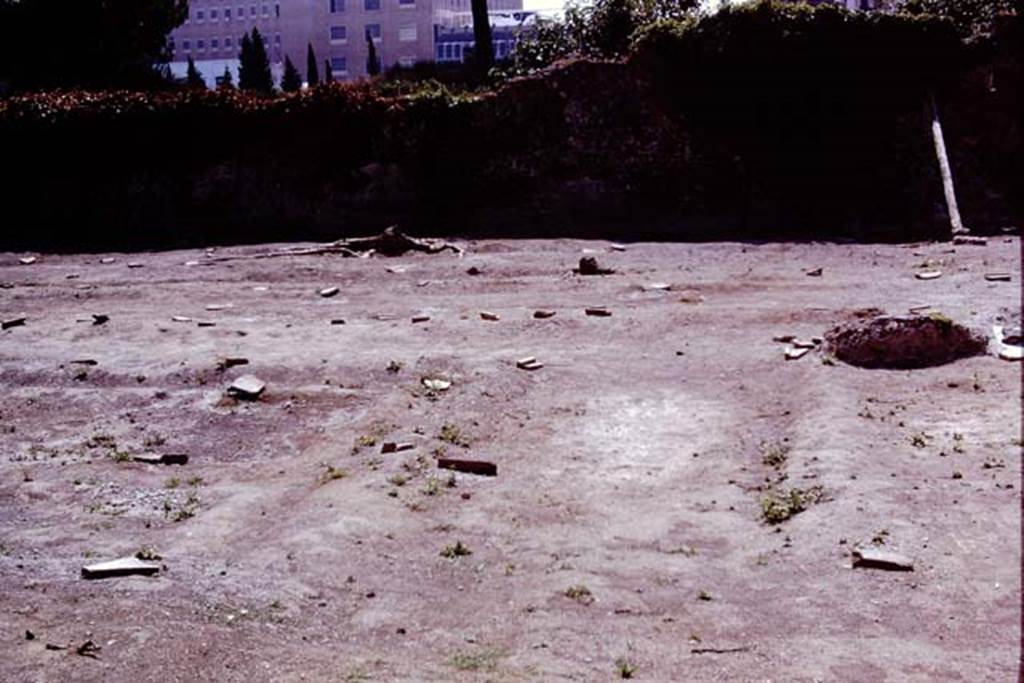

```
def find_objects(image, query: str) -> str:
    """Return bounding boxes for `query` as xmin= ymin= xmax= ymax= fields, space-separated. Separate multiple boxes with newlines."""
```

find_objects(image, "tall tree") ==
xmin=470 ymin=0 xmax=495 ymax=77
xmin=324 ymin=60 xmax=335 ymax=83
xmin=186 ymin=56 xmax=206 ymax=89
xmin=307 ymin=44 xmax=320 ymax=87
xmin=366 ymin=30 xmax=381 ymax=76
xmin=281 ymin=56 xmax=302 ymax=92
xmin=0 ymin=0 xmax=188 ymax=91
xmin=239 ymin=29 xmax=274 ymax=94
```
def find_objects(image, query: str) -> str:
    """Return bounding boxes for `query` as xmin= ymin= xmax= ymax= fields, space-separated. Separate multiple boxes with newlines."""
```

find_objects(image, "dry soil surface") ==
xmin=0 ymin=238 xmax=1021 ymax=682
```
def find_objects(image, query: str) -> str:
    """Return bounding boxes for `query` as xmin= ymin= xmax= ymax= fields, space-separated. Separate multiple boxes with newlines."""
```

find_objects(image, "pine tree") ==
xmin=324 ymin=59 xmax=334 ymax=83
xmin=219 ymin=65 xmax=234 ymax=89
xmin=239 ymin=29 xmax=274 ymax=94
xmin=186 ymin=56 xmax=206 ymax=89
xmin=306 ymin=43 xmax=320 ymax=87
xmin=281 ymin=56 xmax=302 ymax=92
xmin=366 ymin=30 xmax=380 ymax=76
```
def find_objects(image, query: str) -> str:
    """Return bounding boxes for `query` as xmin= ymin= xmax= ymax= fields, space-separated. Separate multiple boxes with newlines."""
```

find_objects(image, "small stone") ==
xmin=533 ymin=310 xmax=556 ymax=319
xmin=480 ymin=311 xmax=500 ymax=321
xmin=217 ymin=357 xmax=249 ymax=371
xmin=516 ymin=357 xmax=543 ymax=371
xmin=466 ymin=267 xmax=482 ymax=276
xmin=185 ymin=260 xmax=200 ymax=267
xmin=18 ymin=256 xmax=37 ymax=265
xmin=438 ymin=458 xmax=497 ymax=477
xmin=91 ymin=314 xmax=109 ymax=326
xmin=422 ymin=378 xmax=451 ymax=391
xmin=411 ymin=315 xmax=431 ymax=324
xmin=806 ymin=267 xmax=823 ymax=277
xmin=577 ymin=257 xmax=614 ymax=276
xmin=127 ymin=262 xmax=144 ymax=269
xmin=952 ymin=235 xmax=987 ymax=246
xmin=985 ymin=273 xmax=1011 ymax=282
xmin=100 ymin=257 xmax=116 ymax=264
xmin=646 ymin=282 xmax=672 ymax=291
xmin=205 ymin=304 xmax=230 ymax=311
xmin=228 ymin=375 xmax=266 ymax=400
xmin=330 ymin=319 xmax=346 ymax=325
xmin=2 ymin=317 xmax=26 ymax=330
xmin=171 ymin=316 xmax=192 ymax=323
xmin=196 ymin=321 xmax=216 ymax=327
xmin=585 ymin=307 xmax=612 ymax=317
xmin=381 ymin=442 xmax=415 ymax=454
xmin=915 ymin=270 xmax=942 ymax=281
xmin=319 ymin=287 xmax=340 ymax=298
xmin=785 ymin=346 xmax=811 ymax=360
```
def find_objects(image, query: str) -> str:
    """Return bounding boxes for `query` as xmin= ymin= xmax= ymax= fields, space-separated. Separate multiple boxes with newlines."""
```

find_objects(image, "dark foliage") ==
xmin=0 ymin=0 xmax=187 ymax=92
xmin=186 ymin=58 xmax=206 ymax=90
xmin=307 ymin=44 xmax=320 ymax=87
xmin=239 ymin=29 xmax=274 ymax=94
xmin=281 ymin=57 xmax=302 ymax=92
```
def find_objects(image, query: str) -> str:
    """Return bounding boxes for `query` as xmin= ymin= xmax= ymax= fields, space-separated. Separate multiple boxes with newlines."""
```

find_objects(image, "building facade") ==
xmin=169 ymin=0 xmax=526 ymax=85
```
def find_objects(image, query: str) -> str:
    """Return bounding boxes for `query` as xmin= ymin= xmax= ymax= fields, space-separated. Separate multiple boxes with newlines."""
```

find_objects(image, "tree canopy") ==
xmin=0 ymin=0 xmax=188 ymax=91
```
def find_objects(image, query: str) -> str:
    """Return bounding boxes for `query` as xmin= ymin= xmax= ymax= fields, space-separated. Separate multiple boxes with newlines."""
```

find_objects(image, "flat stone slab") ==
xmin=228 ymin=375 xmax=266 ymax=399
xmin=2 ymin=317 xmax=26 ymax=330
xmin=81 ymin=556 xmax=161 ymax=580
xmin=437 ymin=458 xmax=498 ymax=477
xmin=785 ymin=346 xmax=811 ymax=360
xmin=851 ymin=548 xmax=914 ymax=572
xmin=381 ymin=442 xmax=415 ymax=454
xmin=984 ymin=273 xmax=1011 ymax=282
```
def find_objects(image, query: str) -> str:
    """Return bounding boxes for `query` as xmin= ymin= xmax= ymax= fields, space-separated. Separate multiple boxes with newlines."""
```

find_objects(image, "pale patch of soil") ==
xmin=0 ymin=237 xmax=1020 ymax=681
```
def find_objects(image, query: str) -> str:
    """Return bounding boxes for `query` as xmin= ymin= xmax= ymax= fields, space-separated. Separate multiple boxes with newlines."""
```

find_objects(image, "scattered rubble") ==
xmin=422 ymin=378 xmax=451 ymax=392
xmin=851 ymin=548 xmax=914 ymax=572
xmin=517 ymin=357 xmax=544 ymax=371
xmin=81 ymin=556 xmax=161 ymax=580
xmin=577 ymin=256 xmax=614 ymax=276
xmin=133 ymin=453 xmax=190 ymax=465
xmin=227 ymin=375 xmax=266 ymax=400
xmin=825 ymin=315 xmax=987 ymax=369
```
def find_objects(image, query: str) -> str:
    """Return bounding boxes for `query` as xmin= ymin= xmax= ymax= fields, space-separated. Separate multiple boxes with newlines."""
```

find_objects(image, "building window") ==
xmin=210 ymin=8 xmax=219 ymax=20
xmin=250 ymin=5 xmax=257 ymax=16
xmin=225 ymin=37 xmax=233 ymax=49
xmin=262 ymin=4 xmax=269 ymax=17
xmin=183 ymin=39 xmax=191 ymax=51
xmin=365 ymin=23 xmax=381 ymax=40
xmin=364 ymin=0 xmax=380 ymax=10
xmin=196 ymin=9 xmax=205 ymax=21
xmin=225 ymin=8 xmax=232 ymax=19
xmin=275 ymin=4 xmax=281 ymax=18
xmin=398 ymin=26 xmax=416 ymax=42
xmin=197 ymin=39 xmax=206 ymax=51
xmin=330 ymin=57 xmax=347 ymax=72
xmin=212 ymin=38 xmax=220 ymax=50
xmin=238 ymin=6 xmax=245 ymax=19
xmin=275 ymin=34 xmax=281 ymax=44
xmin=330 ymin=26 xmax=347 ymax=41
xmin=399 ymin=0 xmax=415 ymax=5
xmin=330 ymin=0 xmax=345 ymax=12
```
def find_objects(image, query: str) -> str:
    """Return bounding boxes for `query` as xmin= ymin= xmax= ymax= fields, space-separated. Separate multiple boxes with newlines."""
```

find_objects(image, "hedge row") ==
xmin=0 ymin=1 xmax=1018 ymax=250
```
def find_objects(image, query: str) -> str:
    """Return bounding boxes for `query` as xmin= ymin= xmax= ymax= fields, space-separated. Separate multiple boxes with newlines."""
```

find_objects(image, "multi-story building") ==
xmin=168 ymin=0 xmax=526 ymax=86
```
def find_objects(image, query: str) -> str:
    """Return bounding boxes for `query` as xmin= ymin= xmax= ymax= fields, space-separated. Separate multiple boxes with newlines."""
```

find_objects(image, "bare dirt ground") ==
xmin=0 ymin=237 xmax=1020 ymax=682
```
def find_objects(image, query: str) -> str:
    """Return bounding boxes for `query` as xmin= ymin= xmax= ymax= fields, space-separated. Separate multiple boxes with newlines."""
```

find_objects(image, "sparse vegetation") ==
xmin=697 ymin=590 xmax=713 ymax=601
xmin=448 ymin=648 xmax=503 ymax=672
xmin=439 ymin=422 xmax=470 ymax=448
xmin=136 ymin=547 xmax=162 ymax=561
xmin=761 ymin=441 xmax=790 ymax=469
xmin=440 ymin=541 xmax=472 ymax=558
xmin=615 ymin=657 xmax=637 ymax=679
xmin=565 ymin=584 xmax=593 ymax=604
xmin=164 ymin=477 xmax=181 ymax=489
xmin=320 ymin=465 xmax=348 ymax=484
xmin=760 ymin=486 xmax=823 ymax=524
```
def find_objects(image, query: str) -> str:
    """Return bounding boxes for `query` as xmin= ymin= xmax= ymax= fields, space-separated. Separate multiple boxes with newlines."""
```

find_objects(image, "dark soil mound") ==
xmin=825 ymin=316 xmax=987 ymax=369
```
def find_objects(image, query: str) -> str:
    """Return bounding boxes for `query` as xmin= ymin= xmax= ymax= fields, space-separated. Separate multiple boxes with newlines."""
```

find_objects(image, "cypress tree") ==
xmin=366 ymin=30 xmax=380 ymax=76
xmin=186 ymin=56 xmax=205 ymax=89
xmin=324 ymin=59 xmax=334 ymax=83
xmin=219 ymin=65 xmax=234 ymax=89
xmin=281 ymin=56 xmax=302 ymax=92
xmin=239 ymin=29 xmax=273 ymax=94
xmin=306 ymin=43 xmax=319 ymax=87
